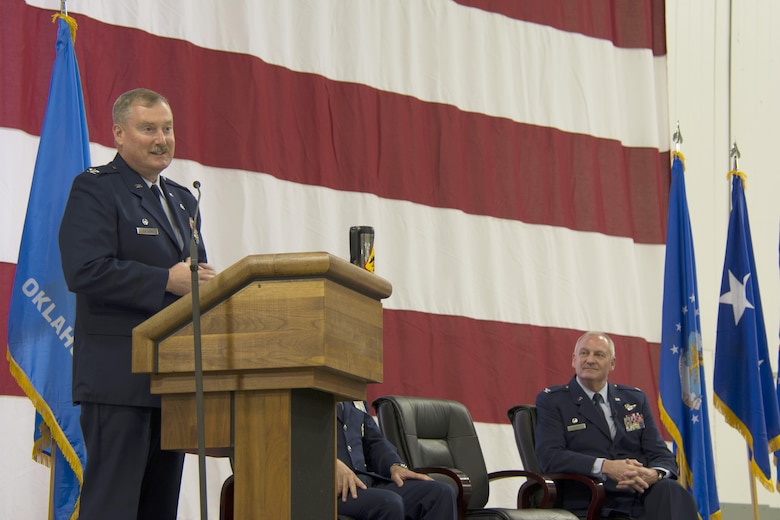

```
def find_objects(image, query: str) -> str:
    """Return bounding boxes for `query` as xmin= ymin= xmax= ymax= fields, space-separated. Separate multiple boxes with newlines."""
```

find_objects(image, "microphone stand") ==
xmin=189 ymin=181 xmax=208 ymax=520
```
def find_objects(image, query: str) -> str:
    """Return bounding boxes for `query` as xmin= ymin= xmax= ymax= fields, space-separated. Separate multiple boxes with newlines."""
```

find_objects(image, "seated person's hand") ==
xmin=389 ymin=463 xmax=433 ymax=487
xmin=604 ymin=459 xmax=660 ymax=493
xmin=615 ymin=466 xmax=662 ymax=493
xmin=336 ymin=459 xmax=367 ymax=502
xmin=602 ymin=459 xmax=642 ymax=489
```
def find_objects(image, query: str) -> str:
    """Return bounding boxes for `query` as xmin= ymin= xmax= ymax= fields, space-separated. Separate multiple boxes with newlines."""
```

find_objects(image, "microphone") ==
xmin=190 ymin=181 xmax=202 ymax=249
xmin=188 ymin=180 xmax=208 ymax=520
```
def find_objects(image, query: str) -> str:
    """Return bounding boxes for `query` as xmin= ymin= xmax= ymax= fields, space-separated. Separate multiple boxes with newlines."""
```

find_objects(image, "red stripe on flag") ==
xmin=455 ymin=0 xmax=667 ymax=56
xmin=1 ymin=262 xmax=23 ymax=397
xmin=2 ymin=1 xmax=668 ymax=244
xmin=372 ymin=309 xmax=663 ymax=428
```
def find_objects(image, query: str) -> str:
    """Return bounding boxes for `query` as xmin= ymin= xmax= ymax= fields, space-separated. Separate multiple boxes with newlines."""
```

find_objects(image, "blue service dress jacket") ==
xmin=535 ymin=376 xmax=677 ymax=517
xmin=337 ymin=401 xmax=404 ymax=482
xmin=59 ymin=153 xmax=207 ymax=408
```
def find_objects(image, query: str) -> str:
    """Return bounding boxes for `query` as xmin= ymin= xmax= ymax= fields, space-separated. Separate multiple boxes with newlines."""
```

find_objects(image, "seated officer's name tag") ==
xmin=567 ymin=423 xmax=586 ymax=432
xmin=137 ymin=227 xmax=159 ymax=236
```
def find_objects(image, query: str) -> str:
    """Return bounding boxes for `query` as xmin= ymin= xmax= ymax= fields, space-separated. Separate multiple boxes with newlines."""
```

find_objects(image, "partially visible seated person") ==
xmin=337 ymin=400 xmax=457 ymax=520
xmin=535 ymin=331 xmax=698 ymax=520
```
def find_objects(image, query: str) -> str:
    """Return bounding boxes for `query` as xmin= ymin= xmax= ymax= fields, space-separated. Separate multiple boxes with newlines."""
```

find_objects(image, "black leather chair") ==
xmin=372 ymin=395 xmax=578 ymax=520
xmin=507 ymin=405 xmax=605 ymax=520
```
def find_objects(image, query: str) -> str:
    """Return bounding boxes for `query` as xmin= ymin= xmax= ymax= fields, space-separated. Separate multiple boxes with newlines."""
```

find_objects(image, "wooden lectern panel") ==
xmin=131 ymin=253 xmax=391 ymax=518
xmin=153 ymin=278 xmax=383 ymax=382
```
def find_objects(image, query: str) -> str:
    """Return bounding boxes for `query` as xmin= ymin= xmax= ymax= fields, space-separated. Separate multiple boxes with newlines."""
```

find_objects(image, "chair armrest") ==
xmin=542 ymin=473 xmax=605 ymax=520
xmin=488 ymin=469 xmax=558 ymax=509
xmin=413 ymin=466 xmax=472 ymax=520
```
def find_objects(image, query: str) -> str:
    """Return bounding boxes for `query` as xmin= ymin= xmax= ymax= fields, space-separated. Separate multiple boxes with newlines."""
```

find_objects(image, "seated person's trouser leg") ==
xmin=642 ymin=478 xmax=698 ymax=520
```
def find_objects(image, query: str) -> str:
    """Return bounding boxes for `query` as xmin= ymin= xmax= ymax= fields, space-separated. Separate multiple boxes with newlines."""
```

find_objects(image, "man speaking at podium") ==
xmin=59 ymin=88 xmax=216 ymax=520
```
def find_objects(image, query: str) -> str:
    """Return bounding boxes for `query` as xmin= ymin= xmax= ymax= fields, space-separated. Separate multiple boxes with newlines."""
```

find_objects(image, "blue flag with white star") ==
xmin=713 ymin=170 xmax=780 ymax=492
xmin=659 ymin=152 xmax=720 ymax=519
xmin=6 ymin=15 xmax=89 ymax=519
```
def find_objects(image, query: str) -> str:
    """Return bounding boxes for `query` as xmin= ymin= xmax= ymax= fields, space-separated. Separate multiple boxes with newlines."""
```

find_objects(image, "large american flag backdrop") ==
xmin=1 ymin=0 xmax=670 ymax=514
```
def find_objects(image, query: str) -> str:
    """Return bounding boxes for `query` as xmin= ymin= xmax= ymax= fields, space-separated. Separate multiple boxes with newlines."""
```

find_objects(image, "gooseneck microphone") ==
xmin=191 ymin=181 xmax=202 ymax=249
xmin=189 ymin=180 xmax=208 ymax=520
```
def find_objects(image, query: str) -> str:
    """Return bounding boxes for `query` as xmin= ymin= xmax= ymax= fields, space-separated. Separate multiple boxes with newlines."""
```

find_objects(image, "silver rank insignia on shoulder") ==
xmin=87 ymin=167 xmax=100 ymax=175
xmin=544 ymin=387 xmax=551 ymax=393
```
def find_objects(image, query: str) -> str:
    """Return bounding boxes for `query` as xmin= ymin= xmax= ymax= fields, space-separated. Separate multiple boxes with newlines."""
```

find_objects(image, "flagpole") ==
xmin=748 ymin=445 xmax=760 ymax=520
xmin=49 ymin=443 xmax=56 ymax=520
xmin=51 ymin=3 xmax=66 ymax=517
xmin=729 ymin=141 xmax=760 ymax=520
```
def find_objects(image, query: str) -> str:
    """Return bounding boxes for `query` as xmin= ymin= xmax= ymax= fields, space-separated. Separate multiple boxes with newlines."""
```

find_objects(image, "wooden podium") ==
xmin=132 ymin=252 xmax=392 ymax=518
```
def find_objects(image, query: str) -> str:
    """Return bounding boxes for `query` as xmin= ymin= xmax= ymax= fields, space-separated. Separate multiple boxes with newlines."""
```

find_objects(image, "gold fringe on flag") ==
xmin=672 ymin=150 xmax=686 ymax=168
xmin=714 ymin=393 xmax=780 ymax=493
xmin=52 ymin=13 xmax=78 ymax=43
xmin=727 ymin=169 xmax=747 ymax=185
xmin=6 ymin=349 xmax=82 ymax=519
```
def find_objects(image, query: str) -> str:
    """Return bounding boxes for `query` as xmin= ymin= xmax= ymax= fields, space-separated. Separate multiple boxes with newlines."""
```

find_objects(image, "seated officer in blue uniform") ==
xmin=535 ymin=332 xmax=698 ymax=520
xmin=337 ymin=400 xmax=457 ymax=520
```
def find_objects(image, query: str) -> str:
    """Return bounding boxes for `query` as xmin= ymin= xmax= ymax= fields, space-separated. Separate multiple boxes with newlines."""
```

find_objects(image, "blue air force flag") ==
xmin=713 ymin=170 xmax=780 ymax=491
xmin=658 ymin=152 xmax=720 ymax=519
xmin=6 ymin=15 xmax=90 ymax=520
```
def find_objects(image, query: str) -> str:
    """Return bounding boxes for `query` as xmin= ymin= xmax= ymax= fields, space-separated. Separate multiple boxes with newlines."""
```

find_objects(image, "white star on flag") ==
xmin=719 ymin=270 xmax=754 ymax=325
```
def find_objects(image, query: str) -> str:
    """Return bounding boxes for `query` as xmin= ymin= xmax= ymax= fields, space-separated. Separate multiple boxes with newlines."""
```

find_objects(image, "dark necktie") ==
xmin=151 ymin=183 xmax=184 ymax=249
xmin=593 ymin=393 xmax=612 ymax=436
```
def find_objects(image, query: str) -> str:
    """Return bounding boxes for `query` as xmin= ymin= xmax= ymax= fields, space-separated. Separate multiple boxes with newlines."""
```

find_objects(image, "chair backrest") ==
xmin=507 ymin=404 xmax=541 ymax=473
xmin=372 ymin=395 xmax=491 ymax=509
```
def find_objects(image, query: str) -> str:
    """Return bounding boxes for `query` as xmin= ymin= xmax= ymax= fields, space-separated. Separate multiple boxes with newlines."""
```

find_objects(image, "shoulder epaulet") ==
xmin=612 ymin=382 xmax=643 ymax=393
xmin=84 ymin=164 xmax=117 ymax=176
xmin=542 ymin=384 xmax=568 ymax=394
xmin=161 ymin=176 xmax=186 ymax=189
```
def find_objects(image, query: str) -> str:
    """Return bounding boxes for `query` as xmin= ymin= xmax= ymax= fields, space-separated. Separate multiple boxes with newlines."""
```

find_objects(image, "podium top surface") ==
xmin=219 ymin=251 xmax=391 ymax=297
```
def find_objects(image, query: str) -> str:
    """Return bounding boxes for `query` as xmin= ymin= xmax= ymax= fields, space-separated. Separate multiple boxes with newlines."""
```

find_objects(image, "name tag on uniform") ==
xmin=567 ymin=423 xmax=586 ymax=431
xmin=136 ymin=227 xmax=159 ymax=236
